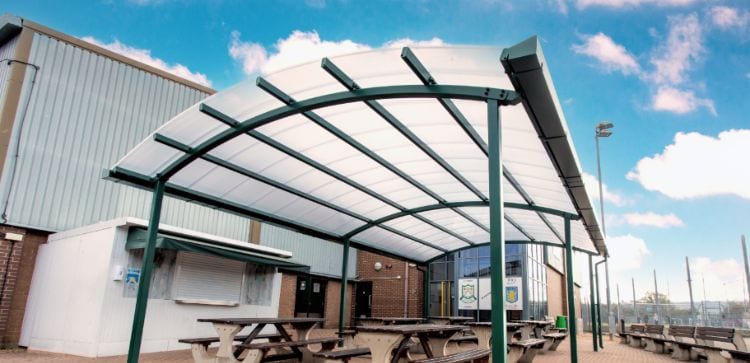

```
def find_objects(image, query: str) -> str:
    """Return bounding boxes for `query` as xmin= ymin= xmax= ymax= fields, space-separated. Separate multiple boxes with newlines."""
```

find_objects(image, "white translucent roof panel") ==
xmin=111 ymin=45 xmax=605 ymax=262
xmin=352 ymin=226 xmax=443 ymax=261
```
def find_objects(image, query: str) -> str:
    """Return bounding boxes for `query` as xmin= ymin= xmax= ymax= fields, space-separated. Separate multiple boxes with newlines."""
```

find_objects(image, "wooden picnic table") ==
xmin=429 ymin=316 xmax=475 ymax=325
xmin=356 ymin=317 xmax=425 ymax=325
xmin=511 ymin=320 xmax=553 ymax=339
xmin=355 ymin=324 xmax=465 ymax=363
xmin=195 ymin=317 xmax=324 ymax=363
xmin=463 ymin=322 xmax=525 ymax=349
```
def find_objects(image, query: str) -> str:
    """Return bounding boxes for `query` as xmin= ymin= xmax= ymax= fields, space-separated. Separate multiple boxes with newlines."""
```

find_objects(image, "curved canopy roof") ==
xmin=107 ymin=37 xmax=607 ymax=264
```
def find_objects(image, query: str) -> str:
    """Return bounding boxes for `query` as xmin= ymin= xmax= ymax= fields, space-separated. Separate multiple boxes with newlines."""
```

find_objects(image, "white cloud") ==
xmin=229 ymin=31 xmax=268 ymax=76
xmin=651 ymin=86 xmax=716 ymax=115
xmin=690 ymin=257 xmax=746 ymax=301
xmin=649 ymin=14 xmax=704 ymax=85
xmin=382 ymin=37 xmax=445 ymax=49
xmin=709 ymin=6 xmax=750 ymax=30
xmin=230 ymin=30 xmax=371 ymax=75
xmin=81 ymin=36 xmax=211 ymax=87
xmin=229 ymin=30 xmax=446 ymax=76
xmin=572 ymin=14 xmax=713 ymax=116
xmin=571 ymin=33 xmax=640 ymax=75
xmin=576 ymin=0 xmax=696 ymax=9
xmin=606 ymin=234 xmax=651 ymax=272
xmin=622 ymin=212 xmax=684 ymax=228
xmin=627 ymin=129 xmax=750 ymax=200
xmin=582 ymin=172 xmax=627 ymax=206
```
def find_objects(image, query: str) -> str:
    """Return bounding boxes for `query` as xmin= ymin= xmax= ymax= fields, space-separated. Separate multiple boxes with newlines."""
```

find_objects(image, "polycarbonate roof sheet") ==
xmin=111 ymin=45 xmax=603 ymax=263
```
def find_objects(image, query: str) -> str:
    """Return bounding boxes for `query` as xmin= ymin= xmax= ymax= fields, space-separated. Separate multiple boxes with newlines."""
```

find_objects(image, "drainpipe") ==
xmin=404 ymin=262 xmax=409 ymax=317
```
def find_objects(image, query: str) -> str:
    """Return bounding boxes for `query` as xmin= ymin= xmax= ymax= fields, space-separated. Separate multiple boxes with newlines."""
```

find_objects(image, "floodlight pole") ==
xmin=488 ymin=98 xmax=508 ymax=363
xmin=742 ymin=235 xmax=750 ymax=312
xmin=632 ymin=278 xmax=637 ymax=322
xmin=127 ymin=179 xmax=166 ymax=363
xmin=595 ymin=123 xmax=614 ymax=339
xmin=686 ymin=257 xmax=696 ymax=324
xmin=338 ymin=238 xmax=350 ymax=346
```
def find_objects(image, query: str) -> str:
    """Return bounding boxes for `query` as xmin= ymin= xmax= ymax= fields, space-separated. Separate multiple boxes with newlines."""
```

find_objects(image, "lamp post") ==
xmin=595 ymin=121 xmax=614 ymax=339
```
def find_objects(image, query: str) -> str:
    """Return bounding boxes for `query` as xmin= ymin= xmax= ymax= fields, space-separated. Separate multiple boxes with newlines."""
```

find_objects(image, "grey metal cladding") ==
xmin=3 ymin=32 xmax=249 ymax=240
xmin=260 ymin=223 xmax=357 ymax=278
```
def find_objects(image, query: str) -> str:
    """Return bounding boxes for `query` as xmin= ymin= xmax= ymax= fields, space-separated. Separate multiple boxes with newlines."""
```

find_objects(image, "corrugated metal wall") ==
xmin=1 ymin=32 xmax=250 ymax=240
xmin=260 ymin=224 xmax=357 ymax=278
xmin=0 ymin=33 xmax=19 ymax=109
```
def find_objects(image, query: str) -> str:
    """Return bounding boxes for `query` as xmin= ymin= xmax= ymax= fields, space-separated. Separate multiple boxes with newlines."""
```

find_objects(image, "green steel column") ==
xmin=595 ymin=262 xmax=604 ymax=349
xmin=487 ymin=99 xmax=507 ymax=362
xmin=338 ymin=238 xmax=350 ymax=346
xmin=127 ymin=180 xmax=166 ymax=363
xmin=564 ymin=216 xmax=578 ymax=363
xmin=424 ymin=264 xmax=430 ymax=320
xmin=589 ymin=255 xmax=598 ymax=352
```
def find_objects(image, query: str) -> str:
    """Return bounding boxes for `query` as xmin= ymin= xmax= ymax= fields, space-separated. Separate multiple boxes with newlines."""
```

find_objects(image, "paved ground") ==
xmin=0 ymin=333 xmax=676 ymax=362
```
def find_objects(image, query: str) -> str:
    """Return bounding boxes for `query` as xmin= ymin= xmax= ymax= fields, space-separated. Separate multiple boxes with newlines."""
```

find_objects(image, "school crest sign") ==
xmin=457 ymin=279 xmax=478 ymax=309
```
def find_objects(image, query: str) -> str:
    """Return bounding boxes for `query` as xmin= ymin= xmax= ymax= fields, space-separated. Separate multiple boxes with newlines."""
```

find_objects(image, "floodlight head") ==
xmin=596 ymin=121 xmax=614 ymax=131
xmin=596 ymin=129 xmax=613 ymax=138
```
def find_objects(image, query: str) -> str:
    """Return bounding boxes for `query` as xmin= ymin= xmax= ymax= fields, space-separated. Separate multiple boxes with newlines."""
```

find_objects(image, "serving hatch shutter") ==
xmin=173 ymin=251 xmax=245 ymax=303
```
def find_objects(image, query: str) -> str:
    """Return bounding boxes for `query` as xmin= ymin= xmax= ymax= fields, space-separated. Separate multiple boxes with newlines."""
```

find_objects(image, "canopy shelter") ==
xmin=107 ymin=36 xmax=607 ymax=363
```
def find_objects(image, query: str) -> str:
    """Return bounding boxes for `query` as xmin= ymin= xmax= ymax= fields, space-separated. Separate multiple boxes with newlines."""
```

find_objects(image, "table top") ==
xmin=429 ymin=316 xmax=474 ymax=321
xmin=465 ymin=322 xmax=526 ymax=328
xmin=511 ymin=320 xmax=554 ymax=325
xmin=197 ymin=317 xmax=325 ymax=325
xmin=356 ymin=324 xmax=466 ymax=334
xmin=357 ymin=317 xmax=424 ymax=322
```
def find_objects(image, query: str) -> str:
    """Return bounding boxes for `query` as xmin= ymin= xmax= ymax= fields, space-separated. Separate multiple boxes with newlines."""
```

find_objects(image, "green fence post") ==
xmin=126 ymin=180 xmax=166 ymax=363
xmin=564 ymin=216 xmax=578 ymax=363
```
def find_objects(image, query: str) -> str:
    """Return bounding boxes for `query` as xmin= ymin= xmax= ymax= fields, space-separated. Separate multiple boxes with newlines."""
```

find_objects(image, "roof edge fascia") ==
xmin=501 ymin=35 xmax=607 ymax=256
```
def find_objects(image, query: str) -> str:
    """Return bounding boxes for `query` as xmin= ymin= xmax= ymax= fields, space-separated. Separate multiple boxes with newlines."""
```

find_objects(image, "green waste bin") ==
xmin=555 ymin=315 xmax=567 ymax=329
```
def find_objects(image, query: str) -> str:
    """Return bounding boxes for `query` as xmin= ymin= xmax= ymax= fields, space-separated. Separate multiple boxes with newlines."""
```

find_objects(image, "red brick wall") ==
xmin=0 ymin=225 xmax=48 ymax=347
xmin=278 ymin=274 xmax=297 ymax=319
xmin=356 ymin=251 xmax=424 ymax=318
xmin=277 ymin=273 xmax=356 ymax=328
xmin=546 ymin=266 xmax=565 ymax=318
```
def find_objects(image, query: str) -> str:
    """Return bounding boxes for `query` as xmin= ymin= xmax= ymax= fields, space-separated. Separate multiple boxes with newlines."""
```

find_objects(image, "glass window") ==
xmin=460 ymin=248 xmax=477 ymax=258
xmin=460 ymin=258 xmax=477 ymax=278
xmin=478 ymin=258 xmax=490 ymax=277
xmin=431 ymin=262 xmax=446 ymax=281
xmin=478 ymin=245 xmax=491 ymax=257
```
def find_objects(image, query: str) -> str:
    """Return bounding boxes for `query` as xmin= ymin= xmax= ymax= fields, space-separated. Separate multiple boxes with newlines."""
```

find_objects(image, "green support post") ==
xmin=595 ymin=261 xmax=604 ymax=349
xmin=589 ymin=255 xmax=598 ymax=352
xmin=424 ymin=264 xmax=430 ymax=320
xmin=487 ymin=99 xmax=507 ymax=362
xmin=564 ymin=216 xmax=579 ymax=363
xmin=338 ymin=238 xmax=350 ymax=346
xmin=127 ymin=180 xmax=166 ymax=363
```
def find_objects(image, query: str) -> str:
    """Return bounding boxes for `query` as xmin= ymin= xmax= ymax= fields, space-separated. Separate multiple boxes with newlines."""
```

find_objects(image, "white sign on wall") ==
xmin=476 ymin=277 xmax=523 ymax=310
xmin=458 ymin=278 xmax=478 ymax=309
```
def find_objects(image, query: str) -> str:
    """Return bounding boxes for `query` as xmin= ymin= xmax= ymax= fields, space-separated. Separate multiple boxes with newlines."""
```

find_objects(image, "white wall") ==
xmin=20 ymin=222 xmax=282 ymax=357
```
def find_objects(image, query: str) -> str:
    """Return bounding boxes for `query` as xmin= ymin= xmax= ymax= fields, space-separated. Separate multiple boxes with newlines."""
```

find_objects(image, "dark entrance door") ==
xmin=355 ymin=281 xmax=373 ymax=318
xmin=294 ymin=275 xmax=327 ymax=318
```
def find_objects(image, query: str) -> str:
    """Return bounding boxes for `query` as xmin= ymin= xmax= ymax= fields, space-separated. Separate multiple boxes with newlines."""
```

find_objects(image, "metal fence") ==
xmin=582 ymin=301 xmax=750 ymax=331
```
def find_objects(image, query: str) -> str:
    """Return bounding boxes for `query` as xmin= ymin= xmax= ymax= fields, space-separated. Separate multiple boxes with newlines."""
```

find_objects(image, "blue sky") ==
xmin=7 ymin=0 xmax=750 ymax=304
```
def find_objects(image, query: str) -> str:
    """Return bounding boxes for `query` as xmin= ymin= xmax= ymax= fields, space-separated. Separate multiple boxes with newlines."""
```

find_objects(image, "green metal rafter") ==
xmin=401 ymin=47 xmax=567 ymax=245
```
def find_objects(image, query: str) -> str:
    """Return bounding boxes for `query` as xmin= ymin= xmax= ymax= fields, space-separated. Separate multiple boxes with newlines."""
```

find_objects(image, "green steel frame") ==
xmin=115 ymin=47 xmax=606 ymax=363
xmin=589 ymin=255 xmax=598 ymax=352
xmin=595 ymin=258 xmax=606 ymax=349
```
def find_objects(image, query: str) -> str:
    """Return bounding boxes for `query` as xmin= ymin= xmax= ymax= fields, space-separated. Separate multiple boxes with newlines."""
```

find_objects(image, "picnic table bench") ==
xmin=313 ymin=347 xmax=371 ymax=363
xmin=620 ymin=324 xmax=646 ymax=347
xmin=412 ymin=348 xmax=491 ymax=363
xmin=429 ymin=316 xmax=475 ymax=325
xmin=240 ymin=336 xmax=341 ymax=363
xmin=186 ymin=317 xmax=325 ymax=363
xmin=540 ymin=332 xmax=567 ymax=351
xmin=639 ymin=324 xmax=665 ymax=352
xmin=463 ymin=322 xmax=546 ymax=362
xmin=355 ymin=324 xmax=465 ymax=363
